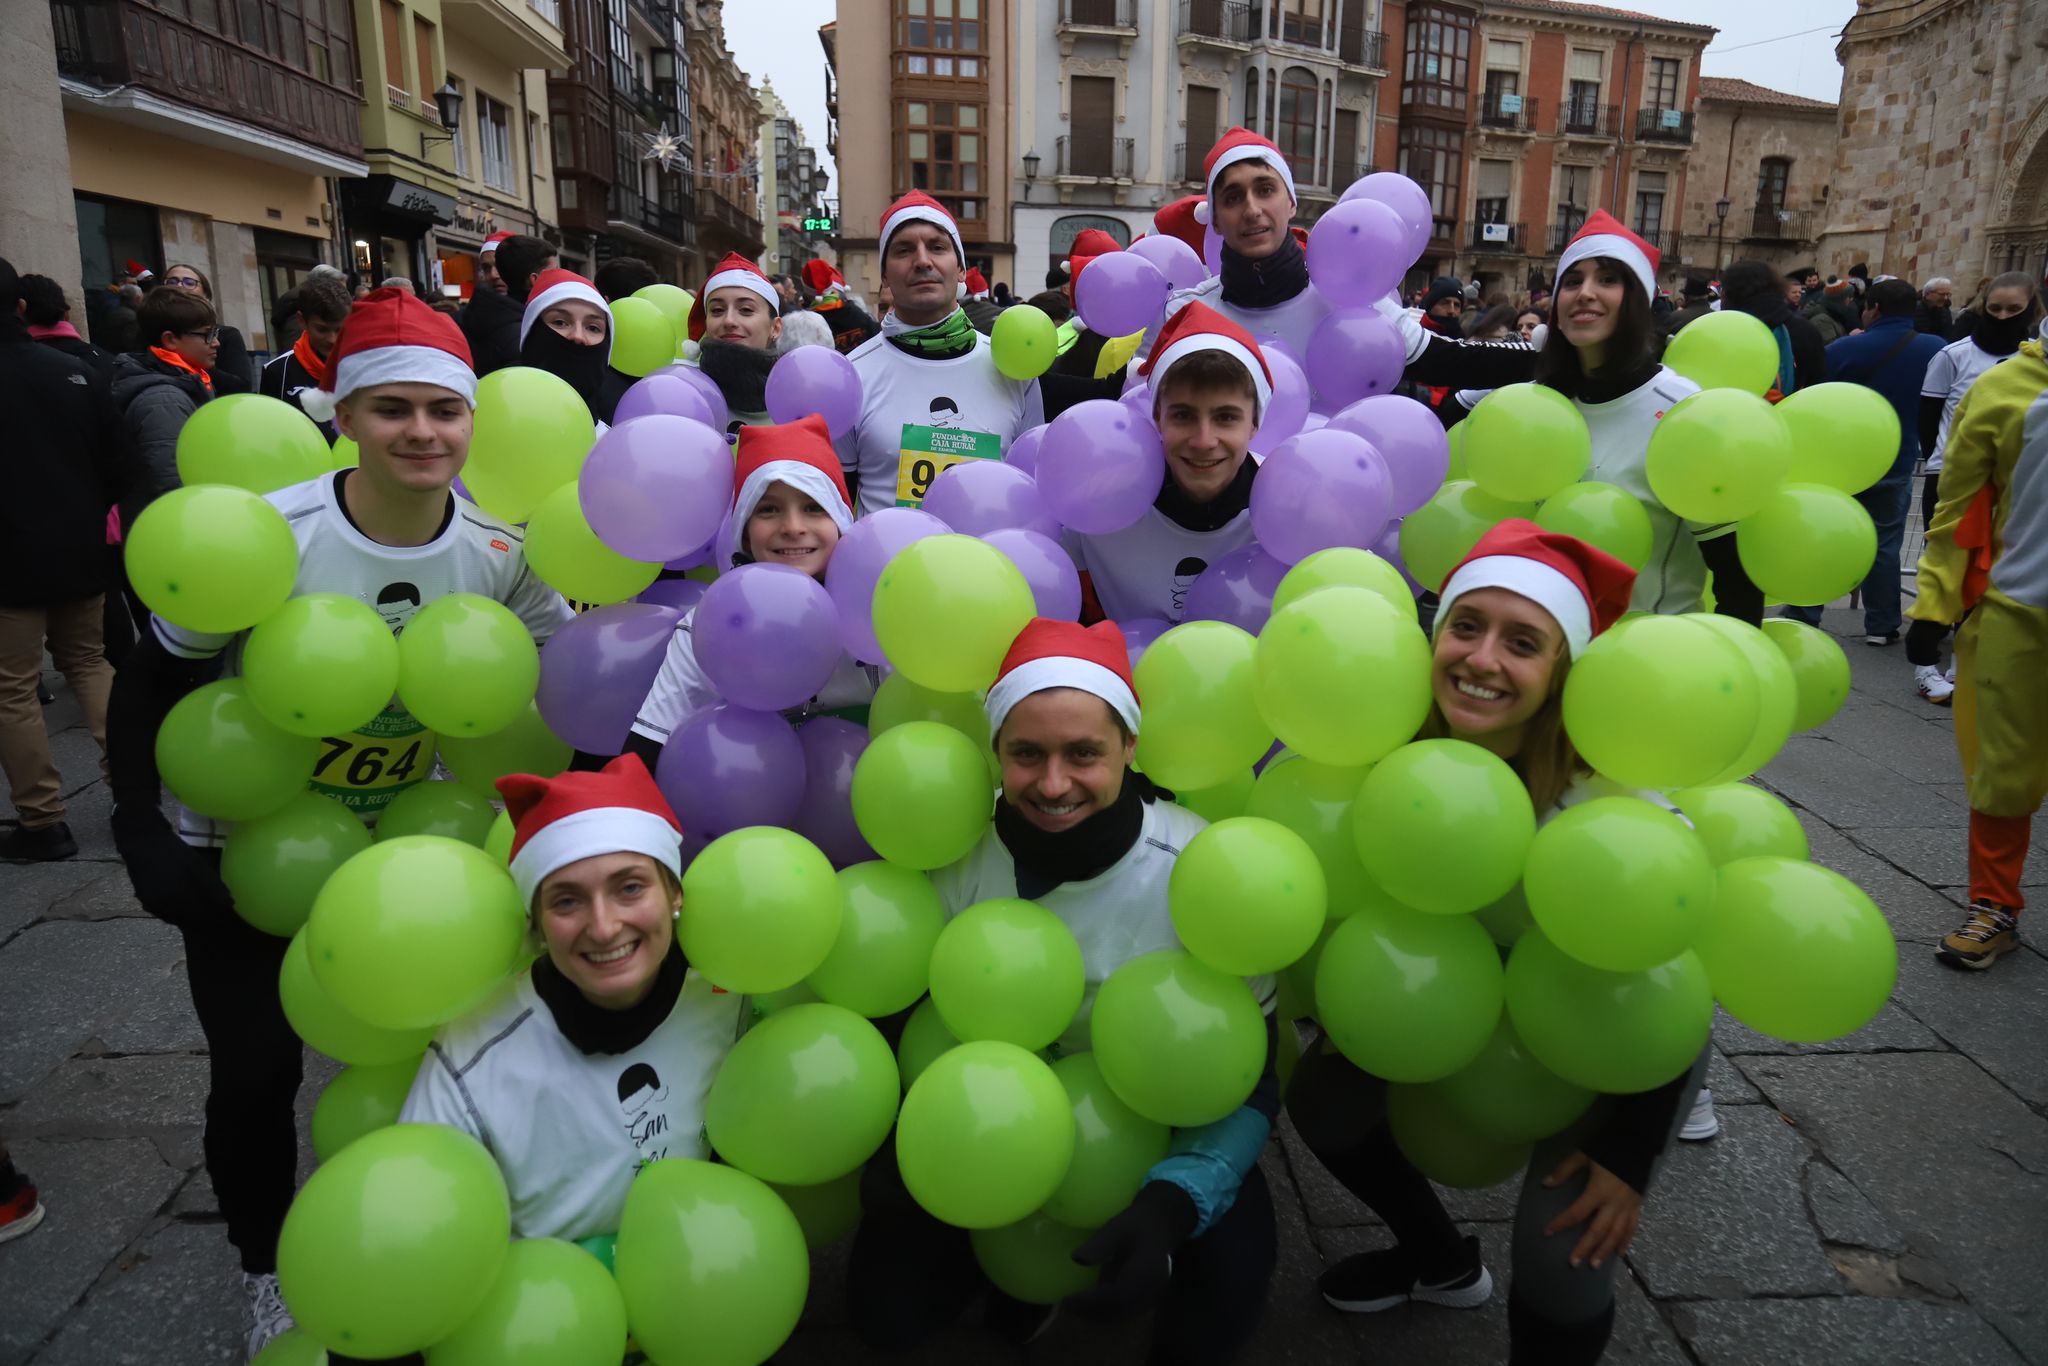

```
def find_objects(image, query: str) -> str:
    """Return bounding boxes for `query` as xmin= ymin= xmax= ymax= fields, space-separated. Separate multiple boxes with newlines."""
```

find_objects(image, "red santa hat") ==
xmin=1154 ymin=196 xmax=1207 ymax=259
xmin=481 ymin=231 xmax=515 ymax=253
xmin=496 ymin=754 xmax=684 ymax=908
xmin=964 ymin=267 xmax=991 ymax=298
xmin=1194 ymin=128 xmax=1296 ymax=226
xmin=520 ymin=268 xmax=613 ymax=362
xmin=1434 ymin=519 xmax=1636 ymax=660
xmin=1556 ymin=210 xmax=1660 ymax=305
xmin=126 ymin=259 xmax=155 ymax=283
xmin=718 ymin=413 xmax=855 ymax=567
xmin=801 ymin=259 xmax=844 ymax=295
xmin=879 ymin=190 xmax=966 ymax=269
xmin=298 ymin=287 xmax=477 ymax=423
xmin=1138 ymin=300 xmax=1273 ymax=421
xmin=985 ymin=619 xmax=1141 ymax=738
xmin=688 ymin=252 xmax=782 ymax=342
xmin=1060 ymin=228 xmax=1124 ymax=291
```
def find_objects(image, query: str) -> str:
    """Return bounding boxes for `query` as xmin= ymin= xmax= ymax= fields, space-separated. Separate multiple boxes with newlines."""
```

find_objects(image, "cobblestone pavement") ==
xmin=3 ymin=606 xmax=2043 ymax=1366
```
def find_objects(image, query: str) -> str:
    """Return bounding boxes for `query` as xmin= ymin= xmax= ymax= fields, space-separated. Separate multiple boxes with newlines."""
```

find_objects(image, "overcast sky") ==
xmin=719 ymin=1 xmax=1861 ymax=200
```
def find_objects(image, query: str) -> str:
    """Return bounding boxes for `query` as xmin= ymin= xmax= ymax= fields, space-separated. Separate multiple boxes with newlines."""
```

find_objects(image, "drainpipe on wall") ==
xmin=1608 ymin=21 xmax=1641 ymax=215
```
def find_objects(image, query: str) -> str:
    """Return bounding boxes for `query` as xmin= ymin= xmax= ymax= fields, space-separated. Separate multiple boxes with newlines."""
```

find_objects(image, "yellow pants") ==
xmin=1953 ymin=588 xmax=2048 ymax=818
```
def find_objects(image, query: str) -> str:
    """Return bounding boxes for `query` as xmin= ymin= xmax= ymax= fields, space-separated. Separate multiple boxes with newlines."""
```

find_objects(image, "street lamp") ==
xmin=422 ymin=77 xmax=463 ymax=155
xmin=1022 ymin=148 xmax=1040 ymax=203
xmin=1714 ymin=195 xmax=1731 ymax=272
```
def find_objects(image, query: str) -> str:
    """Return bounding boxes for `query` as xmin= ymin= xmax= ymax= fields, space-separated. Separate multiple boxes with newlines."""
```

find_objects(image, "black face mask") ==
xmin=1973 ymin=311 xmax=2034 ymax=356
xmin=521 ymin=322 xmax=611 ymax=412
xmin=695 ymin=338 xmax=779 ymax=414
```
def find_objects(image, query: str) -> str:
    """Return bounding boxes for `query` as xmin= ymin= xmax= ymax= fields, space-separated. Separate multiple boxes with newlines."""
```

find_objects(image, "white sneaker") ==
xmin=1944 ymin=660 xmax=1956 ymax=684
xmin=1915 ymin=663 xmax=1955 ymax=706
xmin=1679 ymin=1086 xmax=1720 ymax=1142
xmin=243 ymin=1272 xmax=296 ymax=1362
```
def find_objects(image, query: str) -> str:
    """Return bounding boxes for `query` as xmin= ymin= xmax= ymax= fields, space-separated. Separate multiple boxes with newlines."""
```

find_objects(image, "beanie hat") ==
xmin=299 ymin=286 xmax=477 ymax=422
xmin=1139 ymin=300 xmax=1273 ymax=421
xmin=519 ymin=268 xmax=613 ymax=362
xmin=1154 ymin=195 xmax=1207 ymax=258
xmin=880 ymin=190 xmax=966 ymax=268
xmin=1421 ymin=277 xmax=1466 ymax=310
xmin=800 ymin=259 xmax=843 ymax=295
xmin=688 ymin=252 xmax=782 ymax=343
xmin=1193 ymin=128 xmax=1296 ymax=226
xmin=718 ymin=413 xmax=855 ymax=567
xmin=986 ymin=618 xmax=1140 ymax=737
xmin=1434 ymin=518 xmax=1636 ymax=659
xmin=1557 ymin=210 xmax=1660 ymax=304
xmin=481 ymin=232 xmax=514 ymax=253
xmin=1824 ymin=276 xmax=1855 ymax=300
xmin=497 ymin=754 xmax=684 ymax=908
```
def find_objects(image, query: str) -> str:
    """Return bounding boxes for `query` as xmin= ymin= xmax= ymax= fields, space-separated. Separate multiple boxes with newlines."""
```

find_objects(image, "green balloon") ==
xmin=328 ymin=435 xmax=360 ymax=470
xmin=374 ymin=779 xmax=498 ymax=846
xmin=614 ymin=1159 xmax=809 ymax=1366
xmin=125 ymin=483 xmax=299 ymax=634
xmin=1534 ymin=481 xmax=1656 ymax=571
xmin=280 ymin=930 xmax=438 ymax=1065
xmin=1271 ymin=547 xmax=1415 ymax=616
xmin=1044 ymin=1053 xmax=1172 ymax=1228
xmin=1671 ymin=783 xmax=1809 ymax=865
xmin=751 ymin=982 xmax=820 ymax=1019
xmin=1169 ymin=816 xmax=1326 ymax=975
xmin=705 ymin=1003 xmax=900 ymax=1184
xmin=425 ymin=1237 xmax=627 ymax=1366
xmin=395 ymin=593 xmax=541 ymax=738
xmin=850 ymin=720 xmax=993 ymax=870
xmin=1760 ymin=618 xmax=1851 ymax=731
xmin=1279 ymin=918 xmax=1341 ymax=1015
xmin=310 ymin=1056 xmax=422 ymax=1162
xmin=1133 ymin=621 xmax=1275 ymax=791
xmin=1387 ymin=1082 xmax=1532 ymax=1189
xmin=991 ymin=305 xmax=1058 ymax=380
xmin=971 ymin=1213 xmax=1101 ymax=1304
xmin=1247 ymin=755 xmax=1385 ymax=917
xmin=573 ymin=1233 xmax=615 ymax=1272
xmin=242 ymin=593 xmax=402 ymax=738
xmin=1314 ymin=904 xmax=1503 ymax=1083
xmin=1777 ymin=382 xmax=1901 ymax=494
xmin=276 ymin=1123 xmax=510 ymax=1359
xmin=1695 ymin=857 xmax=1897 ymax=1043
xmin=1463 ymin=383 xmax=1592 ymax=503
xmin=1662 ymin=308 xmax=1780 ymax=395
xmin=1561 ymin=614 xmax=1761 ymax=790
xmin=607 ymin=296 xmax=676 ymax=378
xmin=1090 ymin=950 xmax=1266 ymax=1127
xmin=867 ymin=671 xmax=998 ymax=786
xmin=465 ymin=366 xmax=596 ymax=524
xmin=223 ymin=792 xmax=373 ymax=937
xmin=895 ymin=1040 xmax=1075 ymax=1228
xmin=873 ymin=535 xmax=1037 ymax=693
xmin=175 ymin=391 xmax=332 ymax=493
xmin=1644 ymin=389 xmax=1792 ymax=523
xmin=896 ymin=997 xmax=960 ymax=1092
xmin=526 ymin=481 xmax=660 ymax=606
xmin=633 ymin=283 xmax=695 ymax=336
xmin=678 ymin=827 xmax=842 ymax=993
xmin=1351 ymin=740 xmax=1535 ymax=916
xmin=1445 ymin=420 xmax=1468 ymax=481
xmin=439 ymin=702 xmax=573 ymax=797
xmin=1686 ymin=613 xmax=1798 ymax=784
xmin=1474 ymin=880 xmax=1536 ymax=950
xmin=808 ymin=861 xmax=947 ymax=1016
xmin=157 ymin=679 xmax=320 ymax=821
xmin=307 ymin=836 xmax=527 ymax=1030
xmin=1430 ymin=1014 xmax=1594 ymax=1144
xmin=250 ymin=1329 xmax=329 ymax=1365
xmin=1736 ymin=482 xmax=1878 ymax=607
xmin=929 ymin=898 xmax=1087 ymax=1050
xmin=485 ymin=809 xmax=514 ymax=864
xmin=1504 ymin=930 xmax=1713 ymax=1093
xmin=1174 ymin=767 xmax=1256 ymax=822
xmin=768 ymin=1170 xmax=863 ymax=1249
xmin=1524 ymin=797 xmax=1715 ymax=973
xmin=1400 ymin=480 xmax=1537 ymax=592
xmin=1253 ymin=587 xmax=1434 ymax=768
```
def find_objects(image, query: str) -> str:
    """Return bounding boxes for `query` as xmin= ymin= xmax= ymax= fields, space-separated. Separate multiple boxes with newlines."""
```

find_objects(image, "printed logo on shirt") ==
xmin=1170 ymin=556 xmax=1208 ymax=621
xmin=489 ymin=538 xmax=511 ymax=553
xmin=617 ymin=1061 xmax=672 ymax=1164
xmin=375 ymin=581 xmax=423 ymax=632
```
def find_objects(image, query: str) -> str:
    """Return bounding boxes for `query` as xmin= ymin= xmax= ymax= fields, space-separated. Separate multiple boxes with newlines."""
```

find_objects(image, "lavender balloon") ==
xmin=1373 ymin=517 xmax=1426 ymax=596
xmin=655 ymin=704 xmax=807 ymax=840
xmin=1304 ymin=308 xmax=1408 ymax=412
xmin=1330 ymin=395 xmax=1452 ymax=516
xmin=825 ymin=507 xmax=951 ymax=662
xmin=614 ymin=372 xmax=716 ymax=427
xmin=636 ymin=576 xmax=709 ymax=612
xmin=1117 ymin=617 xmax=1172 ymax=670
xmin=1039 ymin=400 xmax=1166 ymax=536
xmin=692 ymin=563 xmax=842 ymax=710
xmin=579 ymin=415 xmax=734 ymax=562
xmin=1076 ymin=253 xmax=1171 ymax=338
xmin=922 ymin=460 xmax=1058 ymax=538
xmin=1120 ymin=383 xmax=1152 ymax=426
xmin=664 ymin=539 xmax=713 ymax=572
xmin=765 ymin=345 xmax=863 ymax=438
xmin=1250 ymin=428 xmax=1395 ymax=565
xmin=1341 ymin=172 xmax=1434 ymax=266
xmin=535 ymin=601 xmax=682 ymax=753
xmin=1005 ymin=424 xmax=1048 ymax=477
xmin=1183 ymin=545 xmax=1290 ymax=634
xmin=1203 ymin=227 xmax=1224 ymax=279
xmin=657 ymin=363 xmax=731 ymax=433
xmin=1250 ymin=349 xmax=1311 ymax=454
xmin=1127 ymin=235 xmax=1207 ymax=292
xmin=792 ymin=716 xmax=877 ymax=867
xmin=984 ymin=527 xmax=1083 ymax=621
xmin=1306 ymin=199 xmax=1410 ymax=307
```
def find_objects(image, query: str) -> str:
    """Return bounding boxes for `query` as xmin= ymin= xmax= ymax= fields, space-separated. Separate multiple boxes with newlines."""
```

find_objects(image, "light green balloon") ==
xmin=395 ymin=593 xmax=541 ymax=739
xmin=769 ymin=1170 xmax=864 ymax=1249
xmin=1090 ymin=950 xmax=1266 ymax=1127
xmin=1399 ymin=480 xmax=1536 ymax=593
xmin=310 ymin=1056 xmax=422 ymax=1162
xmin=991 ymin=305 xmax=1058 ymax=380
xmin=1645 ymin=388 xmax=1792 ymax=524
xmin=525 ymin=481 xmax=660 ymax=607
xmin=374 ymin=779 xmax=497 ymax=846
xmin=1044 ymin=1053 xmax=1171 ymax=1229
xmin=1504 ymin=931 xmax=1713 ymax=1094
xmin=175 ymin=391 xmax=332 ymax=493
xmin=327 ymin=435 xmax=360 ymax=470
xmin=705 ymin=1003 xmax=900 ymax=1184
xmin=125 ymin=483 xmax=299 ymax=634
xmin=607 ymin=297 xmax=676 ymax=378
xmin=279 ymin=931 xmax=437 ymax=1065
xmin=438 ymin=702 xmax=572 ymax=797
xmin=1463 ymin=383 xmax=1591 ymax=503
xmin=1761 ymin=618 xmax=1851 ymax=731
xmin=1314 ymin=903 xmax=1503 ymax=1084
xmin=895 ymin=1041 xmax=1075 ymax=1228
xmin=1387 ymin=1082 xmax=1532 ymax=1189
xmin=896 ymin=997 xmax=960 ymax=1093
xmin=928 ymin=898 xmax=1086 ymax=1050
xmin=1695 ymin=857 xmax=1896 ymax=1044
xmin=808 ymin=861 xmax=948 ymax=1017
xmin=1429 ymin=1013 xmax=1594 ymax=1144
xmin=1561 ymin=614 xmax=1761 ymax=790
xmin=1248 ymin=755 xmax=1382 ymax=917
xmin=1687 ymin=613 xmax=1798 ymax=783
xmin=1253 ymin=587 xmax=1434 ymax=768
xmin=464 ymin=366 xmax=596 ymax=524
xmin=677 ymin=827 xmax=842 ymax=993
xmin=223 ymin=792 xmax=373 ymax=937
xmin=484 ymin=809 xmax=514 ymax=864
xmin=250 ymin=1329 xmax=329 ymax=1365
xmin=425 ymin=1238 xmax=628 ymax=1366
xmin=1736 ymin=482 xmax=1878 ymax=607
xmin=157 ymin=679 xmax=320 ymax=821
xmin=867 ymin=670 xmax=999 ymax=783
xmin=1173 ymin=767 xmax=1256 ymax=822
xmin=873 ymin=535 xmax=1037 ymax=694
xmin=751 ymin=982 xmax=820 ymax=1019
xmin=1133 ymin=621 xmax=1275 ymax=792
xmin=1168 ymin=816 xmax=1326 ymax=975
xmin=1671 ymin=783 xmax=1809 ymax=866
xmin=1534 ymin=481 xmax=1655 ymax=571
xmin=633 ymin=283 xmax=694 ymax=335
xmin=1777 ymin=382 xmax=1901 ymax=494
xmin=1271 ymin=547 xmax=1414 ymax=616
xmin=971 ymin=1213 xmax=1101 ymax=1304
xmin=1523 ymin=797 xmax=1715 ymax=973
xmin=242 ymin=593 xmax=402 ymax=738
xmin=1351 ymin=740 xmax=1535 ymax=917
xmin=850 ymin=720 xmax=993 ymax=870
xmin=1662 ymin=308 xmax=1780 ymax=395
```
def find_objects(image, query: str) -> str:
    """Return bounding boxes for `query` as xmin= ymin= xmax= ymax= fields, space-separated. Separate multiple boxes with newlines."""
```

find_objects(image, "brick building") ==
xmin=1683 ymin=77 xmax=1837 ymax=280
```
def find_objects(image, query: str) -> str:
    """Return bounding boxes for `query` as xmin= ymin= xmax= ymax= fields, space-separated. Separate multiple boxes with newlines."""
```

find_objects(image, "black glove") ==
xmin=112 ymin=806 xmax=236 ymax=935
xmin=1905 ymin=619 xmax=1948 ymax=667
xmin=856 ymin=1140 xmax=917 ymax=1221
xmin=1063 ymin=1181 xmax=1198 ymax=1321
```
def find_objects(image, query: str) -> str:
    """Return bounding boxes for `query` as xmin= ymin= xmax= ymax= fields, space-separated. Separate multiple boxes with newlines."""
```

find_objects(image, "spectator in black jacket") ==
xmin=19 ymin=274 xmax=116 ymax=380
xmin=258 ymin=274 xmax=352 ymax=442
xmin=1719 ymin=259 xmax=1826 ymax=397
xmin=160 ymin=263 xmax=254 ymax=395
xmin=1915 ymin=277 xmax=1955 ymax=337
xmin=461 ymin=234 xmax=555 ymax=376
xmin=110 ymin=287 xmax=217 ymax=507
xmin=800 ymin=258 xmax=881 ymax=355
xmin=593 ymin=255 xmax=659 ymax=303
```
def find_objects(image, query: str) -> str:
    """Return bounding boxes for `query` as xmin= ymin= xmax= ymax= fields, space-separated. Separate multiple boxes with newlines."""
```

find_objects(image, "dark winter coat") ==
xmin=209 ymin=325 xmax=256 ymax=395
xmin=110 ymin=350 xmax=210 ymax=504
xmin=1 ymin=314 xmax=128 ymax=605
xmin=460 ymin=284 xmax=524 ymax=377
xmin=259 ymin=347 xmax=336 ymax=443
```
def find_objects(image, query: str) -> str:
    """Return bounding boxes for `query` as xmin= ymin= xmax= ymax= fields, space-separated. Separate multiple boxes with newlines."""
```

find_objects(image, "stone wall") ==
xmin=0 ymin=3 xmax=83 ymax=319
xmin=1686 ymin=99 xmax=1837 ymax=277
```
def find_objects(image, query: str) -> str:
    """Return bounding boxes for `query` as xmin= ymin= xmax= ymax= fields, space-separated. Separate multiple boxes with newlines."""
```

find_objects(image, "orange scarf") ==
xmin=292 ymin=329 xmax=328 ymax=387
xmin=150 ymin=346 xmax=214 ymax=393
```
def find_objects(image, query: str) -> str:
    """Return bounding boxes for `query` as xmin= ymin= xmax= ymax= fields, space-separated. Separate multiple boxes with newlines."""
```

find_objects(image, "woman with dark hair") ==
xmin=1716 ymin=258 xmax=1826 ymax=398
xmin=160 ymin=263 xmax=254 ymax=394
xmin=1465 ymin=303 xmax=1520 ymax=341
xmin=686 ymin=253 xmax=785 ymax=433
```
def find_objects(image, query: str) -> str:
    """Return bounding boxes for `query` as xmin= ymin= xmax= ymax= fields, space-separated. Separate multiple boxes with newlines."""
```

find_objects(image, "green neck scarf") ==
xmin=883 ymin=305 xmax=977 ymax=360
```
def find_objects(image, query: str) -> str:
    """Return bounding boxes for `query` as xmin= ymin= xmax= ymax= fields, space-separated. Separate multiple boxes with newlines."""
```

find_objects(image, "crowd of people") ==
xmin=1 ymin=118 xmax=2043 ymax=1365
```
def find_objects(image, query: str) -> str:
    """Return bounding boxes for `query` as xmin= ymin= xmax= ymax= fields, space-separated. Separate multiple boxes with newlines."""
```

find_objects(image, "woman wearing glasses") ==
xmin=159 ymin=263 xmax=254 ymax=393
xmin=109 ymin=286 xmax=219 ymax=503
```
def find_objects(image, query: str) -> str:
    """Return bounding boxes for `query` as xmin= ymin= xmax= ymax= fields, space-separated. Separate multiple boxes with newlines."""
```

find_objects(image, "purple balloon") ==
xmin=664 ymin=539 xmax=713 ymax=572
xmin=657 ymin=363 xmax=731 ymax=433
xmin=614 ymin=372 xmax=717 ymax=427
xmin=1202 ymin=227 xmax=1224 ymax=279
xmin=1250 ymin=428 xmax=1395 ymax=565
xmin=1330 ymin=395 xmax=1452 ymax=517
xmin=692 ymin=563 xmax=842 ymax=710
xmin=824 ymin=507 xmax=951 ymax=662
xmin=1127 ymin=235 xmax=1207 ymax=293
xmin=1120 ymin=383 xmax=1152 ymax=426
xmin=1116 ymin=617 xmax=1172 ymax=670
xmin=1075 ymin=253 xmax=1170 ymax=338
xmin=1341 ymin=172 xmax=1434 ymax=267
xmin=1300 ymin=412 xmax=1329 ymax=433
xmin=1038 ymin=400 xmax=1166 ymax=536
xmin=983 ymin=527 xmax=1082 ymax=621
xmin=1252 ymin=333 xmax=1304 ymax=372
xmin=1006 ymin=424 xmax=1048 ymax=477
xmin=1304 ymin=308 xmax=1409 ymax=412
xmin=1250 ymin=350 xmax=1311 ymax=454
xmin=1306 ymin=199 xmax=1410 ymax=307
xmin=636 ymin=577 xmax=709 ymax=612
xmin=765 ymin=345 xmax=863 ymax=438
xmin=535 ymin=602 xmax=682 ymax=753
xmin=1183 ymin=545 xmax=1290 ymax=634
xmin=922 ymin=460 xmax=1058 ymax=538
xmin=655 ymin=704 xmax=807 ymax=840
xmin=1373 ymin=517 xmax=1426 ymax=597
xmin=792 ymin=716 xmax=877 ymax=867
xmin=579 ymin=416 xmax=734 ymax=562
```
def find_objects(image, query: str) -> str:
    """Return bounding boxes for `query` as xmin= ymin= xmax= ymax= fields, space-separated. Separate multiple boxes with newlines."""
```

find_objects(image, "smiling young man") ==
xmin=104 ymin=287 xmax=572 ymax=1360
xmin=837 ymin=191 xmax=1044 ymax=515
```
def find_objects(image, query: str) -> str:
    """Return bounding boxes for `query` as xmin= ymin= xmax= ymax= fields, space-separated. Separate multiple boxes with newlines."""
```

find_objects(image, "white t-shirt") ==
xmin=835 ymin=327 xmax=1045 ymax=517
xmin=629 ymin=605 xmax=880 ymax=744
xmin=1063 ymin=507 xmax=1257 ymax=624
xmin=1920 ymin=336 xmax=2010 ymax=473
xmin=1157 ymin=279 xmax=1431 ymax=376
xmin=930 ymin=799 xmax=1277 ymax=1056
xmin=154 ymin=471 xmax=573 ymax=844
xmin=400 ymin=966 xmax=746 ymax=1241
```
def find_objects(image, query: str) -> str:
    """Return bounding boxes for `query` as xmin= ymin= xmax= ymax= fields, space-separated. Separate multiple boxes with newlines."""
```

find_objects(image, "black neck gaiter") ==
xmin=1219 ymin=234 xmax=1310 ymax=311
xmin=532 ymin=940 xmax=688 ymax=1055
xmin=696 ymin=338 xmax=779 ymax=413
xmin=994 ymin=772 xmax=1158 ymax=900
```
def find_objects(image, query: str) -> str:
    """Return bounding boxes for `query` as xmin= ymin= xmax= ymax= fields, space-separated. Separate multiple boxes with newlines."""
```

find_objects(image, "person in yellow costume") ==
xmin=1906 ymin=324 xmax=2048 ymax=970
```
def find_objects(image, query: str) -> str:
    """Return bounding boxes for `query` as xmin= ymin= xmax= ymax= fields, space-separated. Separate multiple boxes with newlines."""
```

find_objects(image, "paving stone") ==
xmin=1703 ymin=1047 xmax=1763 ymax=1105
xmin=1247 ymin=1145 xmax=1375 ymax=1364
xmin=44 ymin=868 xmax=147 ymax=921
xmin=8 ymin=1055 xmax=211 ymax=1172
xmin=1671 ymin=1297 xmax=2025 ymax=1366
xmin=1884 ymin=946 xmax=2048 ymax=1109
xmin=0 ymin=862 xmax=106 ymax=946
xmin=1871 ymin=823 xmax=2048 ymax=889
xmin=0 ymin=1137 xmax=183 ymax=1366
xmin=1712 ymin=1002 xmax=1945 ymax=1057
xmin=170 ymin=1167 xmax=218 ymax=1220
xmin=1784 ymin=814 xmax=1975 ymax=943
xmin=1812 ymin=699 xmax=1973 ymax=794
xmin=1756 ymin=735 xmax=1944 ymax=832
xmin=30 ymin=1219 xmax=245 ymax=1366
xmin=0 ymin=919 xmax=183 ymax=1103
xmin=1806 ymin=1158 xmax=1906 ymax=1254
xmin=90 ymin=955 xmax=207 ymax=1056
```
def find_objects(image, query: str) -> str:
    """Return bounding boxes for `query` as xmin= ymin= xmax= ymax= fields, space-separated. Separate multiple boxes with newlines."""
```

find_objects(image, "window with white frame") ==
xmin=1566 ymin=48 xmax=1604 ymax=129
xmin=448 ymin=76 xmax=470 ymax=178
xmin=1634 ymin=169 xmax=1667 ymax=240
xmin=478 ymin=94 xmax=514 ymax=192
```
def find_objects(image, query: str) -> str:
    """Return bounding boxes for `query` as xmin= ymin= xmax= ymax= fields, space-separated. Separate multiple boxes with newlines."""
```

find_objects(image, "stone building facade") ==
xmin=1683 ymin=77 xmax=1837 ymax=279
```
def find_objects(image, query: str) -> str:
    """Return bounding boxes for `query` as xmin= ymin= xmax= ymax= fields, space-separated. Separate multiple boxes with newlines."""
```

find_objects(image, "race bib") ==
xmin=895 ymin=423 xmax=1003 ymax=507
xmin=308 ymin=703 xmax=434 ymax=816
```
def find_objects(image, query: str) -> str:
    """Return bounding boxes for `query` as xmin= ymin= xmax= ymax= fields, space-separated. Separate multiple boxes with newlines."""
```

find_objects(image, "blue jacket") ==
xmin=1824 ymin=317 xmax=1947 ymax=469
